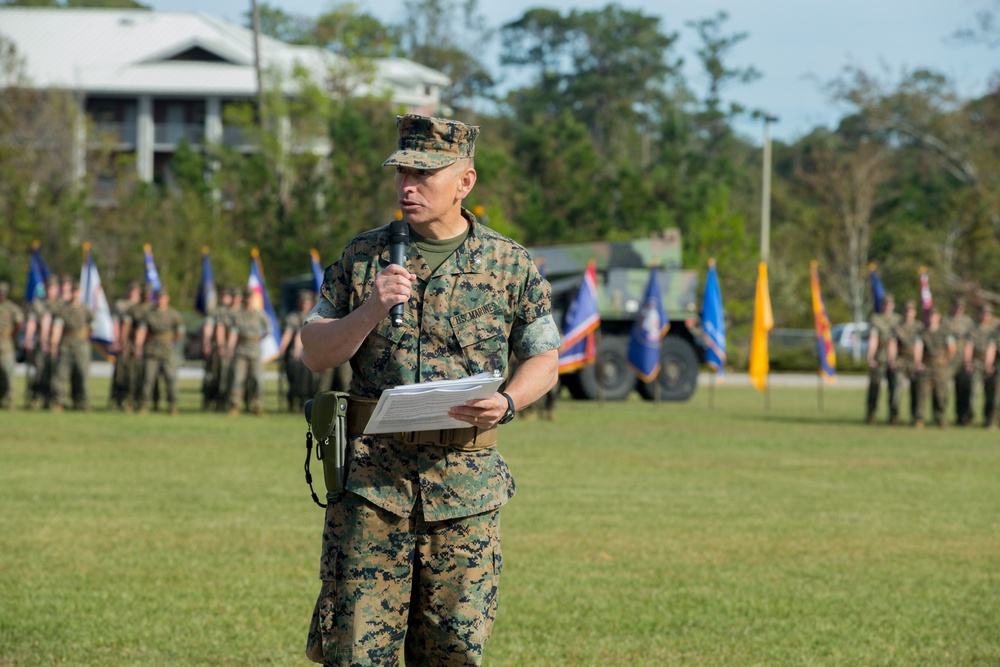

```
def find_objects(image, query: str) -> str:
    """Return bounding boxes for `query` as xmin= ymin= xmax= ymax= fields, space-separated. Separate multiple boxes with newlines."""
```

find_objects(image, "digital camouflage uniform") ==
xmin=967 ymin=318 xmax=999 ymax=427
xmin=52 ymin=300 xmax=94 ymax=410
xmin=304 ymin=210 xmax=560 ymax=666
xmin=138 ymin=304 xmax=185 ymax=412
xmin=216 ymin=299 xmax=239 ymax=409
xmin=124 ymin=299 xmax=151 ymax=409
xmin=921 ymin=324 xmax=955 ymax=426
xmin=282 ymin=309 xmax=316 ymax=411
xmin=0 ymin=291 xmax=25 ymax=408
xmin=227 ymin=306 xmax=269 ymax=414
xmin=110 ymin=296 xmax=138 ymax=409
xmin=24 ymin=295 xmax=56 ymax=407
xmin=946 ymin=311 xmax=975 ymax=424
xmin=893 ymin=318 xmax=924 ymax=424
xmin=200 ymin=308 xmax=224 ymax=411
xmin=866 ymin=310 xmax=899 ymax=423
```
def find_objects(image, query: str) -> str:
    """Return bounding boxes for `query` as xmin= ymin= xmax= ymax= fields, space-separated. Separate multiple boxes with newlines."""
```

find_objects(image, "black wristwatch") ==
xmin=498 ymin=391 xmax=516 ymax=424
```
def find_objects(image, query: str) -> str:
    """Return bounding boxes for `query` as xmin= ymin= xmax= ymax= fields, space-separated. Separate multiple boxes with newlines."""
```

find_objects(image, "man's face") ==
xmin=61 ymin=282 xmax=73 ymax=300
xmin=47 ymin=284 xmax=59 ymax=300
xmin=159 ymin=295 xmax=170 ymax=309
xmin=905 ymin=307 xmax=916 ymax=322
xmin=394 ymin=160 xmax=475 ymax=227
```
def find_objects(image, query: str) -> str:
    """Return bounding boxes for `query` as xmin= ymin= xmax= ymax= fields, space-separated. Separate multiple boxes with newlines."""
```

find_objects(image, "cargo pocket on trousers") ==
xmin=481 ymin=541 xmax=503 ymax=645
xmin=305 ymin=577 xmax=335 ymax=664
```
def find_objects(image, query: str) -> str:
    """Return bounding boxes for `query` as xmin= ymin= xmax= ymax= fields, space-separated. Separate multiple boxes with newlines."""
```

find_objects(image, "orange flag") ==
xmin=748 ymin=261 xmax=773 ymax=392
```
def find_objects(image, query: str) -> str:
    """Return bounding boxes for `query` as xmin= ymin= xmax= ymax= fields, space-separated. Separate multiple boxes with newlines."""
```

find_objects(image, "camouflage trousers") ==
xmin=140 ymin=354 xmax=177 ymax=409
xmin=897 ymin=361 xmax=924 ymax=423
xmin=52 ymin=340 xmax=90 ymax=409
xmin=25 ymin=348 xmax=53 ymax=406
xmin=306 ymin=493 xmax=501 ymax=667
xmin=971 ymin=364 xmax=998 ymax=427
xmin=953 ymin=364 xmax=973 ymax=425
xmin=0 ymin=342 xmax=15 ymax=406
xmin=866 ymin=361 xmax=898 ymax=422
xmin=924 ymin=362 xmax=951 ymax=425
xmin=228 ymin=353 xmax=263 ymax=412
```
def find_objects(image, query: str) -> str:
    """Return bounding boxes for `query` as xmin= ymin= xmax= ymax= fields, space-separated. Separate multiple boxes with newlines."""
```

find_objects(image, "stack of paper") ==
xmin=363 ymin=372 xmax=505 ymax=434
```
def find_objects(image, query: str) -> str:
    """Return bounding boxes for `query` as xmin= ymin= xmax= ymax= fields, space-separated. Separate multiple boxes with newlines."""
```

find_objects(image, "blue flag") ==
xmin=143 ymin=244 xmax=162 ymax=296
xmin=248 ymin=249 xmax=281 ymax=362
xmin=309 ymin=248 xmax=324 ymax=294
xmin=701 ymin=259 xmax=726 ymax=374
xmin=195 ymin=247 xmax=217 ymax=316
xmin=25 ymin=242 xmax=50 ymax=303
xmin=627 ymin=266 xmax=669 ymax=382
xmin=558 ymin=259 xmax=600 ymax=373
xmin=869 ymin=263 xmax=886 ymax=314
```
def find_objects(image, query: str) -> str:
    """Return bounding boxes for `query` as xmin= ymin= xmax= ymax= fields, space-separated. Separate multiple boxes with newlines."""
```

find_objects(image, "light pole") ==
xmin=760 ymin=114 xmax=778 ymax=264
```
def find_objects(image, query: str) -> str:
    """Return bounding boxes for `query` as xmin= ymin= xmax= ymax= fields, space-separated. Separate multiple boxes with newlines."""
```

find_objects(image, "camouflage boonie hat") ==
xmin=382 ymin=114 xmax=480 ymax=169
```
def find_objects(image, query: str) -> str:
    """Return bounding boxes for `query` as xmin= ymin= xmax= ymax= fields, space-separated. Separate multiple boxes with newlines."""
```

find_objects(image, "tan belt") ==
xmin=347 ymin=395 xmax=497 ymax=452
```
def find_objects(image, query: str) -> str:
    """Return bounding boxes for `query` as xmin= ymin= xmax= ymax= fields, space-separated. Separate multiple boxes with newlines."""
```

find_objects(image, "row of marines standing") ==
xmin=866 ymin=295 xmax=998 ymax=428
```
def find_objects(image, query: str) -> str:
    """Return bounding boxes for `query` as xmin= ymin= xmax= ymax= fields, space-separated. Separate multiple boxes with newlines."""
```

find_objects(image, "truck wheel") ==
xmin=637 ymin=336 xmax=699 ymax=401
xmin=576 ymin=335 xmax=635 ymax=400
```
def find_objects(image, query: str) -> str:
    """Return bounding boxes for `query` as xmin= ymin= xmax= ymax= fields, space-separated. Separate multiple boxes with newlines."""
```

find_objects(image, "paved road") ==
xmin=16 ymin=361 xmax=868 ymax=389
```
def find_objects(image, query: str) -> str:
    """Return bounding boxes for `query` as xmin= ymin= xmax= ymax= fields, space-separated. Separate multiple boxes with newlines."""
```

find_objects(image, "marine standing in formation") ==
xmin=49 ymin=281 xmax=94 ymax=412
xmin=945 ymin=298 xmax=975 ymax=425
xmin=110 ymin=281 xmax=141 ymax=411
xmin=134 ymin=288 xmax=185 ymax=415
xmin=915 ymin=308 xmax=956 ymax=428
xmin=300 ymin=114 xmax=560 ymax=666
xmin=893 ymin=300 xmax=924 ymax=427
xmin=199 ymin=287 xmax=231 ymax=411
xmin=964 ymin=304 xmax=999 ymax=429
xmin=226 ymin=289 xmax=269 ymax=416
xmin=279 ymin=289 xmax=316 ymax=413
xmin=0 ymin=282 xmax=25 ymax=410
xmin=866 ymin=294 xmax=899 ymax=424
xmin=22 ymin=276 xmax=61 ymax=408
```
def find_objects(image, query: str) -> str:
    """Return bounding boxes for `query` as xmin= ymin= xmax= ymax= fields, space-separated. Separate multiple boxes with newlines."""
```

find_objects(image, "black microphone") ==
xmin=388 ymin=219 xmax=409 ymax=327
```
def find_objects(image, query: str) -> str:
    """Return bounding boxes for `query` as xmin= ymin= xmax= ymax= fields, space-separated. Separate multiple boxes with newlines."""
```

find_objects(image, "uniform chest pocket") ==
xmin=450 ymin=309 xmax=508 ymax=374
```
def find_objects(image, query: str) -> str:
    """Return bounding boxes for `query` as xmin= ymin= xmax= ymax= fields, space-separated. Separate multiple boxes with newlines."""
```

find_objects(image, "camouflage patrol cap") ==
xmin=382 ymin=114 xmax=480 ymax=169
xmin=45 ymin=275 xmax=59 ymax=287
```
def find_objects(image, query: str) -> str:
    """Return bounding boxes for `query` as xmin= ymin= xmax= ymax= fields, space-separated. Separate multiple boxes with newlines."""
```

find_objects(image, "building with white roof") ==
xmin=0 ymin=7 xmax=450 ymax=190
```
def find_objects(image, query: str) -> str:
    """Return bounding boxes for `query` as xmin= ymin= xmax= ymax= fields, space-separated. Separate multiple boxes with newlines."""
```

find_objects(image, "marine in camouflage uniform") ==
xmin=963 ymin=304 xmax=999 ymax=428
xmin=280 ymin=290 xmax=317 ymax=412
xmin=893 ymin=301 xmax=924 ymax=426
xmin=226 ymin=290 xmax=269 ymax=415
xmin=110 ymin=282 xmax=141 ymax=410
xmin=945 ymin=298 xmax=975 ymax=425
xmin=300 ymin=114 xmax=561 ymax=667
xmin=135 ymin=290 xmax=185 ymax=415
xmin=0 ymin=282 xmax=25 ymax=409
xmin=916 ymin=308 xmax=956 ymax=427
xmin=122 ymin=285 xmax=156 ymax=411
xmin=50 ymin=282 xmax=94 ymax=412
xmin=200 ymin=288 xmax=232 ymax=411
xmin=866 ymin=295 xmax=899 ymax=424
xmin=217 ymin=288 xmax=243 ymax=411
xmin=22 ymin=276 xmax=61 ymax=408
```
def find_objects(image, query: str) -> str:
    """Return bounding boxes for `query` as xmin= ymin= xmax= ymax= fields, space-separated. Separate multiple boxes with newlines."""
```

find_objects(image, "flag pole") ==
xmin=709 ymin=373 xmax=715 ymax=410
xmin=817 ymin=373 xmax=824 ymax=411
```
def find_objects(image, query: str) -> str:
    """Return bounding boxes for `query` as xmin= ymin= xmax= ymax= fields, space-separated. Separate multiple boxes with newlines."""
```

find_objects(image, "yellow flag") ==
xmin=749 ymin=261 xmax=773 ymax=391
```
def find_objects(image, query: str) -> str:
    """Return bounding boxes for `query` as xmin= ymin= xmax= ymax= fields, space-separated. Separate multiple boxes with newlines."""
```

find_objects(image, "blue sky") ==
xmin=152 ymin=0 xmax=997 ymax=143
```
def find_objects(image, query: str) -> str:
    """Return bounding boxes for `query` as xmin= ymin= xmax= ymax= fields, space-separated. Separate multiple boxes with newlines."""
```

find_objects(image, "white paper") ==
xmin=363 ymin=372 xmax=505 ymax=434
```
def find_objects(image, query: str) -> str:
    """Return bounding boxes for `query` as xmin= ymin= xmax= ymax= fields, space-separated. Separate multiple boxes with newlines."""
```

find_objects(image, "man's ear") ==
xmin=457 ymin=165 xmax=477 ymax=199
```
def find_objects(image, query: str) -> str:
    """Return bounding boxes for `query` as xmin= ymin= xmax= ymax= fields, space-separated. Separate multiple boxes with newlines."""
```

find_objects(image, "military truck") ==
xmin=528 ymin=229 xmax=703 ymax=402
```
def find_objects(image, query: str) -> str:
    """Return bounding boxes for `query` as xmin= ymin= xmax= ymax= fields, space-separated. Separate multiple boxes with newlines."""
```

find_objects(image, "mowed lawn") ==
xmin=1 ymin=375 xmax=998 ymax=666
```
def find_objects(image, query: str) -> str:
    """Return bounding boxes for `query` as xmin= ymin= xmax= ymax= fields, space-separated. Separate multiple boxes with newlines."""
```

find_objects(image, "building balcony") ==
xmin=89 ymin=120 xmax=136 ymax=147
xmin=154 ymin=122 xmax=205 ymax=146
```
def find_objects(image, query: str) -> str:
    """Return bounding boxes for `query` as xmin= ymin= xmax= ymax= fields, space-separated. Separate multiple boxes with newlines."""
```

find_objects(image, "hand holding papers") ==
xmin=363 ymin=372 xmax=505 ymax=435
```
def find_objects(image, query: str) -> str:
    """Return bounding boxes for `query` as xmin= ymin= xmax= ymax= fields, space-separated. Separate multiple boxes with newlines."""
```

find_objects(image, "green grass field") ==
xmin=2 ymin=376 xmax=998 ymax=666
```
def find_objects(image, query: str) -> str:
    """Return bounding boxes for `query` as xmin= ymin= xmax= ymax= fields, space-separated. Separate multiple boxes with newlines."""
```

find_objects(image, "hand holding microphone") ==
xmin=388 ymin=220 xmax=411 ymax=327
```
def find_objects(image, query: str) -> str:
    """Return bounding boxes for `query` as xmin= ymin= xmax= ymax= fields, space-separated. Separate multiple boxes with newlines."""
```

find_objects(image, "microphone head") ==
xmin=389 ymin=219 xmax=409 ymax=244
